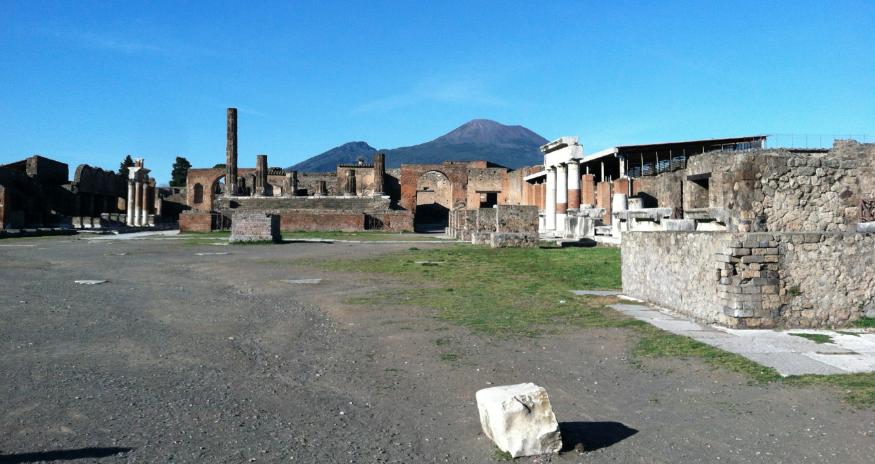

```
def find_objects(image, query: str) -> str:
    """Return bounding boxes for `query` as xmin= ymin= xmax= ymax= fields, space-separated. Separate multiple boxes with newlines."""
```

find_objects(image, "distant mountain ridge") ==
xmin=286 ymin=119 xmax=547 ymax=172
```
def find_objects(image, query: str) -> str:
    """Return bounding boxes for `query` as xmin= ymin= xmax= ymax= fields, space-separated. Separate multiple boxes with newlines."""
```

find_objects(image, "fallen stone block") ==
xmin=476 ymin=383 xmax=562 ymax=458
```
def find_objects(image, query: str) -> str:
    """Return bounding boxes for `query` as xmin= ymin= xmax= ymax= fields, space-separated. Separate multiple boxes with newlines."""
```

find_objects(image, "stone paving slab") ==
xmin=570 ymin=289 xmax=622 ymax=297
xmin=605 ymin=300 xmax=875 ymax=376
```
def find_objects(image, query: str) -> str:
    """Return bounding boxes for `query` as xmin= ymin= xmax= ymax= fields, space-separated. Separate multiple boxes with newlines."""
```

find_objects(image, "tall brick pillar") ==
xmin=567 ymin=161 xmax=581 ymax=211
xmin=344 ymin=169 xmax=356 ymax=196
xmin=581 ymin=174 xmax=596 ymax=207
xmin=255 ymin=154 xmax=268 ymax=196
xmin=373 ymin=152 xmax=385 ymax=195
xmin=226 ymin=108 xmax=238 ymax=196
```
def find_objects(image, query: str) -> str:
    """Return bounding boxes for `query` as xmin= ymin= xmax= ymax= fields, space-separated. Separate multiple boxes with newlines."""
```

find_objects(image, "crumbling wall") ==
xmin=298 ymin=172 xmax=338 ymax=196
xmin=622 ymin=230 xmax=875 ymax=328
xmin=467 ymin=168 xmax=506 ymax=207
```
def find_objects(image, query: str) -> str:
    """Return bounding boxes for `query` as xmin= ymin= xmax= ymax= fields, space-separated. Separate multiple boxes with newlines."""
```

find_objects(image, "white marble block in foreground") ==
xmin=476 ymin=383 xmax=562 ymax=457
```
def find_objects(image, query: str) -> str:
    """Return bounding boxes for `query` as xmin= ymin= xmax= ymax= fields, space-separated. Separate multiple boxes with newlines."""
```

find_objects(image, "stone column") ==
xmin=133 ymin=181 xmax=142 ymax=226
xmin=315 ymin=180 xmax=327 ymax=196
xmin=126 ymin=181 xmax=134 ymax=225
xmin=545 ymin=167 xmax=556 ymax=233
xmin=289 ymin=171 xmax=299 ymax=196
xmin=226 ymin=108 xmax=238 ymax=196
xmin=344 ymin=169 xmax=356 ymax=196
xmin=255 ymin=154 xmax=268 ymax=196
xmin=567 ymin=161 xmax=581 ymax=212
xmin=142 ymin=182 xmax=150 ymax=225
xmin=556 ymin=164 xmax=568 ymax=235
xmin=373 ymin=152 xmax=385 ymax=195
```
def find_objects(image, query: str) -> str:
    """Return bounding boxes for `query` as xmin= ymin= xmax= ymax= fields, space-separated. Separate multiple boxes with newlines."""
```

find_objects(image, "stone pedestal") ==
xmin=230 ymin=212 xmax=281 ymax=243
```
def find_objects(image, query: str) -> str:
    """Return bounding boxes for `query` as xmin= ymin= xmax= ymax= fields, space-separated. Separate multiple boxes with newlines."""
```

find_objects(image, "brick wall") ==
xmin=230 ymin=212 xmax=280 ymax=242
xmin=179 ymin=211 xmax=213 ymax=232
xmin=622 ymin=230 xmax=875 ymax=328
xmin=280 ymin=211 xmax=364 ymax=232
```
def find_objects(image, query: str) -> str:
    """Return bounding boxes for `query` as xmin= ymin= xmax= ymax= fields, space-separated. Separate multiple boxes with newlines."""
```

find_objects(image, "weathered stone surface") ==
xmin=476 ymin=383 xmax=562 ymax=458
xmin=229 ymin=212 xmax=280 ymax=243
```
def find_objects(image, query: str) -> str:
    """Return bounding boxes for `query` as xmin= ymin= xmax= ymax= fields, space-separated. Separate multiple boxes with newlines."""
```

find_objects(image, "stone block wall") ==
xmin=622 ymin=230 xmax=875 ymax=328
xmin=230 ymin=212 xmax=280 ymax=242
xmin=447 ymin=205 xmax=539 ymax=247
xmin=622 ymin=232 xmax=727 ymax=324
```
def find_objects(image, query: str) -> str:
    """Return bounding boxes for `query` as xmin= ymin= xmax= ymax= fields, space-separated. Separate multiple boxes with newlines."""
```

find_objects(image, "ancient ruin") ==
xmin=620 ymin=140 xmax=875 ymax=328
xmin=0 ymin=154 xmax=162 ymax=232
xmin=178 ymin=108 xmax=543 ymax=241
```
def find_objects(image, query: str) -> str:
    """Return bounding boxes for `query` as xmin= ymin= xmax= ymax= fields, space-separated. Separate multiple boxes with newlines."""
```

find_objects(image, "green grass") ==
xmin=323 ymin=245 xmax=626 ymax=337
xmin=282 ymin=231 xmax=443 ymax=242
xmin=854 ymin=317 xmax=875 ymax=328
xmin=320 ymin=244 xmax=875 ymax=407
xmin=786 ymin=373 xmax=875 ymax=407
xmin=790 ymin=333 xmax=834 ymax=344
xmin=492 ymin=448 xmax=513 ymax=461
xmin=633 ymin=324 xmax=781 ymax=383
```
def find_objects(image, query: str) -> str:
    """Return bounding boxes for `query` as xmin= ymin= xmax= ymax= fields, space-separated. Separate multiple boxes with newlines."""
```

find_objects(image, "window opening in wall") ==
xmin=193 ymin=183 xmax=204 ymax=204
xmin=479 ymin=192 xmax=498 ymax=208
xmin=686 ymin=173 xmax=711 ymax=209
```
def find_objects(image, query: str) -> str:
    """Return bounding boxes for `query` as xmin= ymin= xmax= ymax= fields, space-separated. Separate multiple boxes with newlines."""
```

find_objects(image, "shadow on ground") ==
xmin=560 ymin=421 xmax=638 ymax=452
xmin=0 ymin=447 xmax=133 ymax=463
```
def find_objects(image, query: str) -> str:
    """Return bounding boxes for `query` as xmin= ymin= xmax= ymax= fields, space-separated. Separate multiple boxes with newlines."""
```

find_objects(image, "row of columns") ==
xmin=544 ymin=160 xmax=583 ymax=236
xmin=126 ymin=160 xmax=153 ymax=226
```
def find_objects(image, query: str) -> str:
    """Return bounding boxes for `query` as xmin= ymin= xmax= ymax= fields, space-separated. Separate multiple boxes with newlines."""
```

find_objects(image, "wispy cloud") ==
xmin=353 ymin=77 xmax=506 ymax=114
xmin=74 ymin=32 xmax=163 ymax=53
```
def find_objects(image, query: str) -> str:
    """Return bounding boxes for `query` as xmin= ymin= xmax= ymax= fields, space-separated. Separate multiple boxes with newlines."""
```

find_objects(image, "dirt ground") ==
xmin=1 ymin=236 xmax=874 ymax=463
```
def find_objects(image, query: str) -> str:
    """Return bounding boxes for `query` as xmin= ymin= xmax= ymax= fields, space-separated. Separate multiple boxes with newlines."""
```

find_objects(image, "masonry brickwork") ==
xmin=230 ymin=212 xmax=280 ymax=243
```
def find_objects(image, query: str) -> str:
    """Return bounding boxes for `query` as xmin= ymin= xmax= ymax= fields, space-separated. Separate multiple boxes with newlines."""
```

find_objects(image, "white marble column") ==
xmin=140 ymin=182 xmax=149 ymax=226
xmin=556 ymin=163 xmax=568 ymax=235
xmin=133 ymin=181 xmax=142 ymax=226
xmin=545 ymin=167 xmax=556 ymax=233
xmin=126 ymin=180 xmax=134 ymax=225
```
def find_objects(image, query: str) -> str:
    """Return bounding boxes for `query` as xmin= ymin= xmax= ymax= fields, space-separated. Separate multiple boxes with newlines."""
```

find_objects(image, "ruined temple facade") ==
xmin=180 ymin=108 xmax=545 ymax=234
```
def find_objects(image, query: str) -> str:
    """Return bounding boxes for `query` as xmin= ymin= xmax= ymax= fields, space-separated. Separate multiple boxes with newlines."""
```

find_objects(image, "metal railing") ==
xmin=764 ymin=134 xmax=871 ymax=149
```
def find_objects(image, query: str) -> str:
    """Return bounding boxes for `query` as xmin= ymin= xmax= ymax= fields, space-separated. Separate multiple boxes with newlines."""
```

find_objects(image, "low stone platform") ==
xmin=230 ymin=212 xmax=280 ymax=243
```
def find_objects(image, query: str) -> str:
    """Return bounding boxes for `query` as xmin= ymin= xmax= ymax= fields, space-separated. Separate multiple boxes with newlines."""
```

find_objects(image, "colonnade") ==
xmin=126 ymin=159 xmax=153 ymax=226
xmin=543 ymin=160 xmax=582 ymax=235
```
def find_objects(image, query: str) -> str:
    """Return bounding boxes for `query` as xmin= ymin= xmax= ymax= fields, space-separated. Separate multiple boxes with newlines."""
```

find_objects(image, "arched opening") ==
xmin=212 ymin=176 xmax=225 ymax=195
xmin=415 ymin=170 xmax=452 ymax=232
xmin=193 ymin=183 xmax=204 ymax=204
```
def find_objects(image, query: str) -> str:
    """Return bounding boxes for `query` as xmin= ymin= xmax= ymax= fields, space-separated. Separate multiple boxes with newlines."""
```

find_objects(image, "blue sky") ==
xmin=2 ymin=0 xmax=873 ymax=184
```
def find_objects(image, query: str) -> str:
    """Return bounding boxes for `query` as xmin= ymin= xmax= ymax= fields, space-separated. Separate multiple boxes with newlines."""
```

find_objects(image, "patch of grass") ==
xmin=787 ymin=285 xmax=801 ymax=297
xmin=492 ymin=448 xmax=513 ymax=461
xmin=434 ymin=337 xmax=451 ymax=346
xmin=836 ymin=330 xmax=861 ymax=337
xmin=283 ymin=231 xmax=441 ymax=242
xmin=633 ymin=325 xmax=781 ymax=383
xmin=439 ymin=352 xmax=459 ymax=362
xmin=322 ymin=245 xmax=625 ymax=336
xmin=786 ymin=373 xmax=875 ymax=407
xmin=854 ymin=317 xmax=875 ymax=329
xmin=790 ymin=333 xmax=834 ymax=344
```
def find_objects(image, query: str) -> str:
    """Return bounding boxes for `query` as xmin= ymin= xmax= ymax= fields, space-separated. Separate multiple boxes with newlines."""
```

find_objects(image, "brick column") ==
xmin=581 ymin=174 xmax=596 ymax=207
xmin=226 ymin=108 xmax=238 ymax=196
xmin=567 ymin=161 xmax=580 ymax=211
xmin=373 ymin=152 xmax=385 ymax=195
xmin=556 ymin=163 xmax=567 ymax=234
